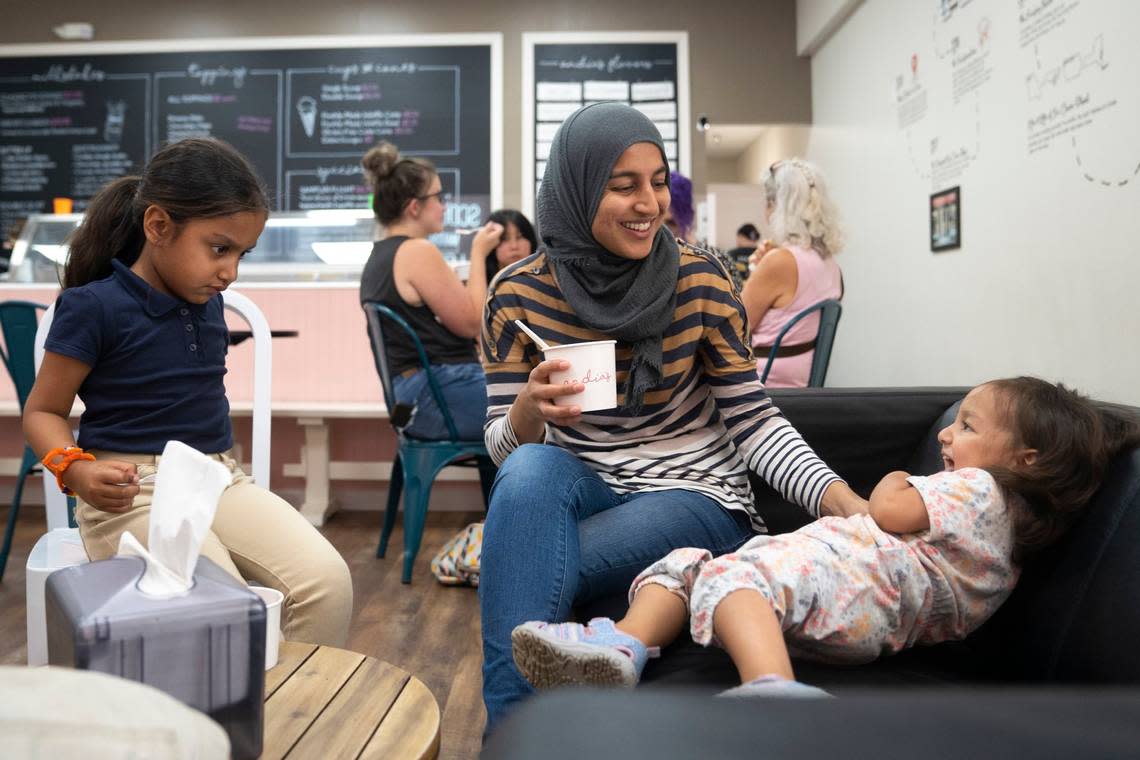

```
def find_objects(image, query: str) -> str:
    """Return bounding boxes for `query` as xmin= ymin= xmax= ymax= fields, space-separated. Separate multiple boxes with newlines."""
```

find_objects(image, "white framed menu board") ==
xmin=522 ymin=32 xmax=690 ymax=219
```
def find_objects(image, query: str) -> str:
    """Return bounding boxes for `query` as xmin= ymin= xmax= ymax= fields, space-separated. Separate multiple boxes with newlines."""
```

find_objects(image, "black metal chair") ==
xmin=0 ymin=300 xmax=46 ymax=581
xmin=362 ymin=301 xmax=494 ymax=583
xmin=759 ymin=299 xmax=843 ymax=388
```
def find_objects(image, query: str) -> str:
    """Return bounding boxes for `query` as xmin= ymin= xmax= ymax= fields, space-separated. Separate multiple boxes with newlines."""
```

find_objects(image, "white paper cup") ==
xmin=545 ymin=340 xmax=618 ymax=412
xmin=249 ymin=585 xmax=283 ymax=670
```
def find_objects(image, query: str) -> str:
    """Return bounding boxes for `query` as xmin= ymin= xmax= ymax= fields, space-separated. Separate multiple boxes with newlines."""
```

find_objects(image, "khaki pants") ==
xmin=78 ymin=450 xmax=353 ymax=647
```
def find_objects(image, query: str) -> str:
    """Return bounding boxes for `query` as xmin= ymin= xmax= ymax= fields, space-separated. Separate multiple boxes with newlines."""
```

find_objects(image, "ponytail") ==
xmin=64 ymin=176 xmax=145 ymax=289
xmin=63 ymin=137 xmax=268 ymax=289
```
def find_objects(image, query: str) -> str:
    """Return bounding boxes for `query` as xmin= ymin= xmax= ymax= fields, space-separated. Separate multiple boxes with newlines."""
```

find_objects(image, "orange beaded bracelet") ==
xmin=41 ymin=446 xmax=96 ymax=495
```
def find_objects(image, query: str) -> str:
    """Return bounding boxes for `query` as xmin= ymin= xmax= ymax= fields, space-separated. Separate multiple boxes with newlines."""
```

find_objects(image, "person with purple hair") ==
xmin=665 ymin=171 xmax=744 ymax=290
xmin=664 ymin=172 xmax=695 ymax=242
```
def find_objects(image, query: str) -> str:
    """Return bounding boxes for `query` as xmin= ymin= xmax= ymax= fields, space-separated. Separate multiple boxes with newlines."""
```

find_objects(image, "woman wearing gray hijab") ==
xmin=478 ymin=103 xmax=866 ymax=731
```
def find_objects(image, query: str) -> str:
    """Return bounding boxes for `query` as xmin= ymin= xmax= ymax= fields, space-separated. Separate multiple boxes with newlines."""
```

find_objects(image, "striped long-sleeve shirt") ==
xmin=480 ymin=244 xmax=839 ymax=531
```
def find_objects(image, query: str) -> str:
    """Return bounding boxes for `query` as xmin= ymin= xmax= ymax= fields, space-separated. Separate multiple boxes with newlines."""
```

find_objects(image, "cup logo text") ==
xmin=563 ymin=368 xmax=612 ymax=386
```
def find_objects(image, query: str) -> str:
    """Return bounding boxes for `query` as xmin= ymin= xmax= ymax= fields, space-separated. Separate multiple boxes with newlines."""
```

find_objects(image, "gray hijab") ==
xmin=536 ymin=102 xmax=679 ymax=413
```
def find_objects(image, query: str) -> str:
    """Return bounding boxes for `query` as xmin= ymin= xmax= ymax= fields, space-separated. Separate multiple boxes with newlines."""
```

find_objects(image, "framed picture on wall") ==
xmin=930 ymin=186 xmax=961 ymax=252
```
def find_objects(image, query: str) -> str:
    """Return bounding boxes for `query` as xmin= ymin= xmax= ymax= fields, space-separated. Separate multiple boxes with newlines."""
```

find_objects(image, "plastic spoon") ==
xmin=514 ymin=320 xmax=552 ymax=351
xmin=117 ymin=473 xmax=157 ymax=487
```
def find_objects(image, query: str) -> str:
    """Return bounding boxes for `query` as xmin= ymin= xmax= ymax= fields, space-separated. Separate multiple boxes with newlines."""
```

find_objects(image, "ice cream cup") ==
xmin=248 ymin=585 xmax=283 ymax=670
xmin=545 ymin=339 xmax=617 ymax=412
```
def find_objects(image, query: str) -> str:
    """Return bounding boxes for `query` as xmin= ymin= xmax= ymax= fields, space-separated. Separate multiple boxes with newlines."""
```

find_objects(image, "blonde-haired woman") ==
xmin=359 ymin=141 xmax=502 ymax=439
xmin=742 ymin=158 xmax=844 ymax=388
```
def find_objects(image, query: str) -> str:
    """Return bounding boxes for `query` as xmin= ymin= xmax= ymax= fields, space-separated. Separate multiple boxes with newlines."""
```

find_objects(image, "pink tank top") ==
xmin=750 ymin=244 xmax=842 ymax=388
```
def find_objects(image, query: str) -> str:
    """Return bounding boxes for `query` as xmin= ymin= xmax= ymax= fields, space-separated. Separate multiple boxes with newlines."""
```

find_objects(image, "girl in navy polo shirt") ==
xmin=23 ymin=138 xmax=352 ymax=647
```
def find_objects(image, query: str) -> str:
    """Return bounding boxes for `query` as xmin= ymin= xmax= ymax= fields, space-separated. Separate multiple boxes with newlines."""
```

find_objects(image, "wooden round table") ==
xmin=263 ymin=641 xmax=440 ymax=760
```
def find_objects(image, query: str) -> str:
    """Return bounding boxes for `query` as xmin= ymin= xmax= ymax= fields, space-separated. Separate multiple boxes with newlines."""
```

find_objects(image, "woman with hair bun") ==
xmin=359 ymin=141 xmax=500 ymax=440
xmin=742 ymin=158 xmax=844 ymax=388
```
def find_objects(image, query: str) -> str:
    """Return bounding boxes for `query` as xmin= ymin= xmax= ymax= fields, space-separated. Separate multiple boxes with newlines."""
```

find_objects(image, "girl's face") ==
xmin=494 ymin=222 xmax=532 ymax=266
xmin=142 ymin=208 xmax=266 ymax=304
xmin=937 ymin=384 xmax=1022 ymax=472
xmin=590 ymin=142 xmax=670 ymax=260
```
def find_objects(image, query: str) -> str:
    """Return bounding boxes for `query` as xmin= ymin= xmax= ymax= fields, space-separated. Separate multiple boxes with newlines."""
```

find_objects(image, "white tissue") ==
xmin=116 ymin=441 xmax=231 ymax=598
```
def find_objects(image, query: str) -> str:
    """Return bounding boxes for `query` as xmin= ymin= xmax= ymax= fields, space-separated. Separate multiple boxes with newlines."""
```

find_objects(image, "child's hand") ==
xmin=63 ymin=460 xmax=140 ymax=513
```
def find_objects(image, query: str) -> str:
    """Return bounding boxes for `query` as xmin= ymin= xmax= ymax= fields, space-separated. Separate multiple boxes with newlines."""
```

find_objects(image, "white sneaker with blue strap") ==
xmin=511 ymin=617 xmax=659 ymax=689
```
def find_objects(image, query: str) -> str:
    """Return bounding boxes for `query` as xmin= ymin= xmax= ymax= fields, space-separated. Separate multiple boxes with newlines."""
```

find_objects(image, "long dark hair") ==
xmin=986 ymin=377 xmax=1140 ymax=560
xmin=64 ymin=138 xmax=268 ymax=289
xmin=361 ymin=141 xmax=436 ymax=226
xmin=485 ymin=208 xmax=538 ymax=280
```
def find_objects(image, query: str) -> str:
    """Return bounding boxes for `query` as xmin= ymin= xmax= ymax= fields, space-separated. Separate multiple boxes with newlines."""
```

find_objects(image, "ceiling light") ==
xmin=52 ymin=22 xmax=94 ymax=40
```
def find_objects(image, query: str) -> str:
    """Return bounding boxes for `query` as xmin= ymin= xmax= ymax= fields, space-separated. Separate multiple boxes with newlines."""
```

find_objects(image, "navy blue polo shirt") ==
xmin=45 ymin=259 xmax=233 ymax=454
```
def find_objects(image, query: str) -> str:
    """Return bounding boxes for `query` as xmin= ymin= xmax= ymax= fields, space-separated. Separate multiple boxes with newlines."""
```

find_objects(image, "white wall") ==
xmin=738 ymin=125 xmax=813 ymax=182
xmin=797 ymin=0 xmax=864 ymax=56
xmin=707 ymin=183 xmax=766 ymax=248
xmin=806 ymin=0 xmax=1140 ymax=404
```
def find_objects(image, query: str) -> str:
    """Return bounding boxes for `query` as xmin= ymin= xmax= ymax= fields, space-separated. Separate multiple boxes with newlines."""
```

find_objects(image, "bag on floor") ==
xmin=430 ymin=522 xmax=483 ymax=587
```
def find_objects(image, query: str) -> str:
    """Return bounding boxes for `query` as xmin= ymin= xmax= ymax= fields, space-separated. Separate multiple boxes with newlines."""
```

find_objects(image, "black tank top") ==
xmin=359 ymin=236 xmax=478 ymax=376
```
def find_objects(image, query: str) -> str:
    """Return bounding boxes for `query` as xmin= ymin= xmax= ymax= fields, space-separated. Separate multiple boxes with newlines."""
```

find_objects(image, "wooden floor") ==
xmin=0 ymin=505 xmax=487 ymax=760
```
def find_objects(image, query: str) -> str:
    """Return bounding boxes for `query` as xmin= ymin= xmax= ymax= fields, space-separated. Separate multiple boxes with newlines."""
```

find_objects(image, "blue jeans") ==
xmin=479 ymin=444 xmax=753 ymax=732
xmin=391 ymin=362 xmax=487 ymax=441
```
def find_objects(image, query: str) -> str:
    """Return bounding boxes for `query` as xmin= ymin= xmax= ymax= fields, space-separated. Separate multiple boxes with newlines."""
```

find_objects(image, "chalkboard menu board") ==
xmin=522 ymin=32 xmax=690 ymax=218
xmin=0 ymin=36 xmax=501 ymax=235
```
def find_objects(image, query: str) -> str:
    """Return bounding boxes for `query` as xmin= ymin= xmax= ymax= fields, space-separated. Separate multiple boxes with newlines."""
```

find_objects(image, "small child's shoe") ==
xmin=511 ymin=617 xmax=658 ymax=689
xmin=718 ymin=674 xmax=831 ymax=699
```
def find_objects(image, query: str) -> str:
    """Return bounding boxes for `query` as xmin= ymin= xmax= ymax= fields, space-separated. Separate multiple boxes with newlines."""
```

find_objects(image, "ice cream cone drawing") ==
xmin=296 ymin=96 xmax=318 ymax=138
xmin=104 ymin=100 xmax=126 ymax=143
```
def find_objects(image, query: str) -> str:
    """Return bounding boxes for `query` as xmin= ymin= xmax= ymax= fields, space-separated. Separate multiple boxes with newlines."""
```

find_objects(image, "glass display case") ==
xmin=4 ymin=202 xmax=486 ymax=284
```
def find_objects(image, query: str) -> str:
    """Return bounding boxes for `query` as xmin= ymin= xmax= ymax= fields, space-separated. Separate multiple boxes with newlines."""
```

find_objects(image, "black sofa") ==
xmin=486 ymin=387 xmax=1140 ymax=757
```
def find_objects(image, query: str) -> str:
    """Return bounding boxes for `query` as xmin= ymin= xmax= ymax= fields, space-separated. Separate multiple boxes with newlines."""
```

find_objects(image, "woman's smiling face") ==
xmin=590 ymin=142 xmax=670 ymax=260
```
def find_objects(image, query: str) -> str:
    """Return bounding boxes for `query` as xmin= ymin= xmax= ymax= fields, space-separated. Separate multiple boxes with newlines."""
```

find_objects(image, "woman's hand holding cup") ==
xmin=509 ymin=358 xmax=585 ymax=442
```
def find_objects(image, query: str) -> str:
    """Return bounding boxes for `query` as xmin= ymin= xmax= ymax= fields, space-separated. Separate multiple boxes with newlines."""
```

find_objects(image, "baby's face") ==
xmin=936 ymin=385 xmax=1017 ymax=471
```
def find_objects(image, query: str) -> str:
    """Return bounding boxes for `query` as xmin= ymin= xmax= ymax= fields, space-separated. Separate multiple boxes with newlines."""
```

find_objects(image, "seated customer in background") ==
xmin=741 ymin=158 xmax=844 ymax=387
xmin=484 ymin=209 xmax=539 ymax=283
xmin=725 ymin=223 xmax=761 ymax=264
xmin=733 ymin=223 xmax=761 ymax=252
xmin=665 ymin=172 xmax=744 ymax=290
xmin=512 ymin=377 xmax=1140 ymax=697
xmin=725 ymin=222 xmax=760 ymax=277
xmin=359 ymin=141 xmax=501 ymax=440
xmin=663 ymin=172 xmax=695 ymax=243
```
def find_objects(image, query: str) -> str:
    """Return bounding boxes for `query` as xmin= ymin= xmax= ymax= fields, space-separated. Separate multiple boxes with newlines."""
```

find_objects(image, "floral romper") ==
xmin=630 ymin=468 xmax=1020 ymax=663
